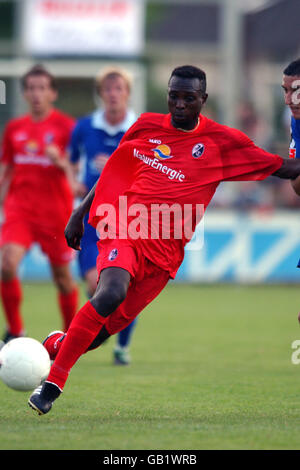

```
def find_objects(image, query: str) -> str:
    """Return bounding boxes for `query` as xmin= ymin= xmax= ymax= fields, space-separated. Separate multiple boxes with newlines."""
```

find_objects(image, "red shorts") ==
xmin=96 ymin=238 xmax=170 ymax=334
xmin=0 ymin=215 xmax=73 ymax=265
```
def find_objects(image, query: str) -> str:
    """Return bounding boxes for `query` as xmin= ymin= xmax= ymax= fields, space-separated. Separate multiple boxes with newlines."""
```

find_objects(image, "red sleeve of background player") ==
xmin=220 ymin=127 xmax=283 ymax=182
xmin=0 ymin=122 xmax=14 ymax=165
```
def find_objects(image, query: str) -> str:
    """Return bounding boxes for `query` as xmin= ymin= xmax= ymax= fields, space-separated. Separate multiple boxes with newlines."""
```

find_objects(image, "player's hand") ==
xmin=94 ymin=153 xmax=109 ymax=172
xmin=46 ymin=144 xmax=64 ymax=168
xmin=64 ymin=209 xmax=85 ymax=250
xmin=73 ymin=182 xmax=88 ymax=198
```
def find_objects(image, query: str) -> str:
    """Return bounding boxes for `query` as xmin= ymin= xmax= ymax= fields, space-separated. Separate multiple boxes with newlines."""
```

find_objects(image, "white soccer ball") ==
xmin=0 ymin=337 xmax=50 ymax=391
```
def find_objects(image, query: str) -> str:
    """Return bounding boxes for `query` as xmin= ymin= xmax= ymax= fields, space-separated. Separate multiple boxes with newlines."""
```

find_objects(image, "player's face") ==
xmin=23 ymin=75 xmax=57 ymax=117
xmin=168 ymin=76 xmax=208 ymax=130
xmin=100 ymin=76 xmax=130 ymax=114
xmin=282 ymin=74 xmax=300 ymax=119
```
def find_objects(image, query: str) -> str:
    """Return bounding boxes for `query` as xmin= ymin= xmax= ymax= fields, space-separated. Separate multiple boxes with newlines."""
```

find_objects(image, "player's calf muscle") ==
xmin=51 ymin=264 xmax=75 ymax=293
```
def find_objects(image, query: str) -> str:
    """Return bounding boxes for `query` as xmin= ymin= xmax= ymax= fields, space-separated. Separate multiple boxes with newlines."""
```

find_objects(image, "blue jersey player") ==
xmin=289 ymin=116 xmax=300 ymax=160
xmin=69 ymin=67 xmax=136 ymax=365
xmin=282 ymin=59 xmax=300 ymax=270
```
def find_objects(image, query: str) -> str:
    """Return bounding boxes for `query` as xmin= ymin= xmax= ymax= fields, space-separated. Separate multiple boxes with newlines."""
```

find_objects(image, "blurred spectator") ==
xmin=238 ymin=101 xmax=272 ymax=151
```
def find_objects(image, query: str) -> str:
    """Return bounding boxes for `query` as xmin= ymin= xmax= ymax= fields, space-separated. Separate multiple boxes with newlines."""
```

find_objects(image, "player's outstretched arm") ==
xmin=291 ymin=175 xmax=300 ymax=196
xmin=64 ymin=182 xmax=97 ymax=250
xmin=272 ymin=158 xmax=300 ymax=180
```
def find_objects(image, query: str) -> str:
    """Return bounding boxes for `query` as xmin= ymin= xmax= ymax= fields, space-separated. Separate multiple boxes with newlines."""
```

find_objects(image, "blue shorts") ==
xmin=298 ymin=259 xmax=300 ymax=268
xmin=78 ymin=215 xmax=99 ymax=278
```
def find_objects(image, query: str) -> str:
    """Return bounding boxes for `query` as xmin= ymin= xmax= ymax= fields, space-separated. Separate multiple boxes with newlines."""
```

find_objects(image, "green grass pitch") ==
xmin=0 ymin=282 xmax=300 ymax=450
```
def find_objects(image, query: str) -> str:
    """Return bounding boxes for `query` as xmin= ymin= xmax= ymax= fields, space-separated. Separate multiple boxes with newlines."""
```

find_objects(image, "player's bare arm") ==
xmin=45 ymin=144 xmax=69 ymax=171
xmin=0 ymin=162 xmax=13 ymax=205
xmin=272 ymin=157 xmax=300 ymax=179
xmin=70 ymin=161 xmax=88 ymax=198
xmin=45 ymin=145 xmax=80 ymax=197
xmin=291 ymin=175 xmax=300 ymax=195
xmin=64 ymin=182 xmax=97 ymax=250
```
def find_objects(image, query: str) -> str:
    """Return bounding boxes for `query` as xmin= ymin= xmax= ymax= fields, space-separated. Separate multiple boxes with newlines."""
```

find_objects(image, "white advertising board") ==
xmin=22 ymin=0 xmax=144 ymax=56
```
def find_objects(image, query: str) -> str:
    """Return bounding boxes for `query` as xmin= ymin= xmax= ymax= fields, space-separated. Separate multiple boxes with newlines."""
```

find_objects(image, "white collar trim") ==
xmin=91 ymin=109 xmax=136 ymax=136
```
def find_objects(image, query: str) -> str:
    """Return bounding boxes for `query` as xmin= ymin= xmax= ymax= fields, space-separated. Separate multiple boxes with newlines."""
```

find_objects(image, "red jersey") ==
xmin=89 ymin=112 xmax=283 ymax=277
xmin=1 ymin=109 xmax=75 ymax=230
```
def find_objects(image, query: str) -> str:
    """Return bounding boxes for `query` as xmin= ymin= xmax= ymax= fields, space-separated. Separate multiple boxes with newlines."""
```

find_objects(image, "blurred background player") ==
xmin=68 ymin=67 xmax=137 ymax=365
xmin=0 ymin=64 xmax=79 ymax=344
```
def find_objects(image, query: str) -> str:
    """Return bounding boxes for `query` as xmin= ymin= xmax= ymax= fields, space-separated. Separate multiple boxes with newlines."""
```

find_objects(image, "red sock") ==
xmin=0 ymin=278 xmax=23 ymax=336
xmin=47 ymin=301 xmax=107 ymax=390
xmin=58 ymin=287 xmax=79 ymax=332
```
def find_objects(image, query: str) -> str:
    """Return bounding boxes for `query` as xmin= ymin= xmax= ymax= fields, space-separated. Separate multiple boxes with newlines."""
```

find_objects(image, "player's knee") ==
xmin=91 ymin=281 xmax=127 ymax=317
xmin=0 ymin=254 xmax=18 ymax=281
xmin=52 ymin=267 xmax=74 ymax=294
xmin=0 ymin=266 xmax=16 ymax=281
xmin=84 ymin=268 xmax=98 ymax=297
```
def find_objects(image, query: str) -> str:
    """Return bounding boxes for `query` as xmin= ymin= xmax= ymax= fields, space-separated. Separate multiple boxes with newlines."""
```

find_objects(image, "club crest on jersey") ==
xmin=152 ymin=144 xmax=173 ymax=160
xmin=192 ymin=143 xmax=205 ymax=158
xmin=108 ymin=248 xmax=118 ymax=261
xmin=44 ymin=133 xmax=54 ymax=144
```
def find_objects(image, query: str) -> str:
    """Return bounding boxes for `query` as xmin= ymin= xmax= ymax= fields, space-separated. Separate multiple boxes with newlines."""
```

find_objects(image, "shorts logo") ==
xmin=192 ymin=143 xmax=205 ymax=158
xmin=108 ymin=248 xmax=118 ymax=261
xmin=152 ymin=144 xmax=173 ymax=160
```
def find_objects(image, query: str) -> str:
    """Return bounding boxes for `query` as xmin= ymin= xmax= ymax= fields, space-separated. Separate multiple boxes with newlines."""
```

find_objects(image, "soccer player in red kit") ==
xmin=0 ymin=65 xmax=79 ymax=343
xmin=28 ymin=65 xmax=300 ymax=415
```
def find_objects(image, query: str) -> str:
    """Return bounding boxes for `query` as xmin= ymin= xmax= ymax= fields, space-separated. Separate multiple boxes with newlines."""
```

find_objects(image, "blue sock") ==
xmin=117 ymin=319 xmax=137 ymax=348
